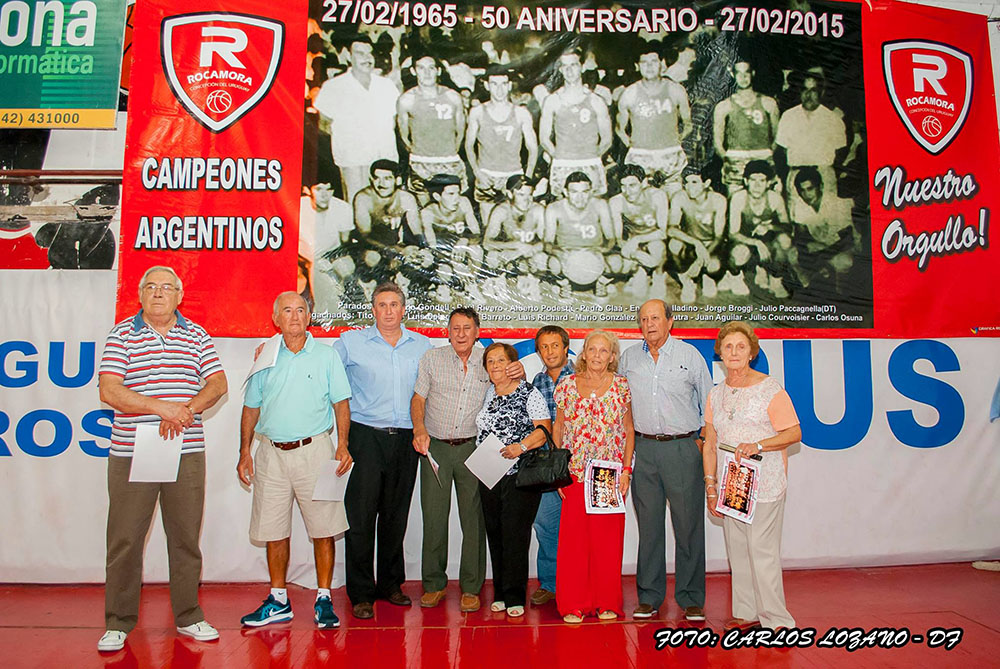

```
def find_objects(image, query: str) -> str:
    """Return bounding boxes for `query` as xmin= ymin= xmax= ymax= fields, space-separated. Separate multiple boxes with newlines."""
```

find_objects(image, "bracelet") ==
xmin=703 ymin=475 xmax=716 ymax=482
xmin=623 ymin=466 xmax=633 ymax=475
xmin=705 ymin=484 xmax=716 ymax=490
xmin=707 ymin=493 xmax=718 ymax=499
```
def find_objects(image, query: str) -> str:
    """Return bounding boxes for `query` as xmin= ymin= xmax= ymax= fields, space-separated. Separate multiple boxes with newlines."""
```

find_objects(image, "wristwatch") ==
xmin=755 ymin=442 xmax=764 ymax=453
xmin=520 ymin=442 xmax=527 ymax=454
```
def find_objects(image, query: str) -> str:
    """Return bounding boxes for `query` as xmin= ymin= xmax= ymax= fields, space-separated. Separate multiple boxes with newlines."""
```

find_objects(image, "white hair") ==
xmin=272 ymin=291 xmax=308 ymax=319
xmin=138 ymin=266 xmax=183 ymax=294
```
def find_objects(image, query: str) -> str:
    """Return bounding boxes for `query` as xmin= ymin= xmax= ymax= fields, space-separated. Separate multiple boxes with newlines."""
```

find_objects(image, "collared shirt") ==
xmin=775 ymin=104 xmax=846 ymax=167
xmin=532 ymin=360 xmax=575 ymax=421
xmin=619 ymin=336 xmax=711 ymax=435
xmin=99 ymin=310 xmax=223 ymax=457
xmin=334 ymin=325 xmax=432 ymax=428
xmin=314 ymin=69 xmax=399 ymax=167
xmin=414 ymin=345 xmax=491 ymax=440
xmin=244 ymin=333 xmax=352 ymax=443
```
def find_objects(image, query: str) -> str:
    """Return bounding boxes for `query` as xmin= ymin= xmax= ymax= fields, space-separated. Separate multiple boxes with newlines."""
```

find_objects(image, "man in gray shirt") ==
xmin=619 ymin=299 xmax=712 ymax=621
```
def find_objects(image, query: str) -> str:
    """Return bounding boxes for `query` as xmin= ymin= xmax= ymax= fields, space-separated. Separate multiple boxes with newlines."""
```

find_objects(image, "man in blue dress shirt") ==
xmin=334 ymin=282 xmax=432 ymax=618
xmin=238 ymin=292 xmax=353 ymax=630
xmin=620 ymin=299 xmax=712 ymax=622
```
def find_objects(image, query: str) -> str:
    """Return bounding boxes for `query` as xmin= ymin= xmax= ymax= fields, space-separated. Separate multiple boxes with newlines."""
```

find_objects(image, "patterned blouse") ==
xmin=476 ymin=381 xmax=550 ymax=476
xmin=706 ymin=376 xmax=799 ymax=503
xmin=553 ymin=374 xmax=632 ymax=479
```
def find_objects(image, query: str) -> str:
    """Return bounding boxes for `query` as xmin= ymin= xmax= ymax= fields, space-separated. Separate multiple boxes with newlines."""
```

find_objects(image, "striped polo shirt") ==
xmin=99 ymin=310 xmax=223 ymax=457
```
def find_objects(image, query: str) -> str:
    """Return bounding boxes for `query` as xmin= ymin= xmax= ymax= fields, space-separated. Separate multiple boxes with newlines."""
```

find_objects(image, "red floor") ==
xmin=1 ymin=563 xmax=997 ymax=668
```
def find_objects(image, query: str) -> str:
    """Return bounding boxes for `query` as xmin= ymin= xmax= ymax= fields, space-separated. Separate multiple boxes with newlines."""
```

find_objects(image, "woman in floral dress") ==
xmin=552 ymin=330 xmax=634 ymax=623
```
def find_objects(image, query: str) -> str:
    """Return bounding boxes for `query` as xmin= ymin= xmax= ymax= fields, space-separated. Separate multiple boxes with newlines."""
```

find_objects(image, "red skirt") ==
xmin=555 ymin=479 xmax=625 ymax=617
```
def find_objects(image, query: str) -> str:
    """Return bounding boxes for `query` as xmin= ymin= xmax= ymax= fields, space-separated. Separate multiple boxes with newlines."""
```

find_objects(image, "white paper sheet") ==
xmin=242 ymin=334 xmax=282 ymax=390
xmin=312 ymin=460 xmax=352 ymax=501
xmin=129 ymin=423 xmax=183 ymax=482
xmin=426 ymin=450 xmax=442 ymax=486
xmin=464 ymin=433 xmax=515 ymax=490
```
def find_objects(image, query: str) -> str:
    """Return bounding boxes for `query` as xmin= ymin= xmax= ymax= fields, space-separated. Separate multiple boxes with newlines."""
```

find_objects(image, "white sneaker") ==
xmin=702 ymin=274 xmax=718 ymax=298
xmin=97 ymin=630 xmax=126 ymax=652
xmin=728 ymin=271 xmax=750 ymax=296
xmin=770 ymin=276 xmax=789 ymax=298
xmin=177 ymin=620 xmax=220 ymax=641
xmin=679 ymin=275 xmax=696 ymax=303
xmin=754 ymin=266 xmax=769 ymax=289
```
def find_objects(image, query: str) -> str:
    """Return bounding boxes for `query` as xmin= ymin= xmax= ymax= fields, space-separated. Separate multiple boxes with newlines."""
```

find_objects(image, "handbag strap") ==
xmin=532 ymin=424 xmax=559 ymax=450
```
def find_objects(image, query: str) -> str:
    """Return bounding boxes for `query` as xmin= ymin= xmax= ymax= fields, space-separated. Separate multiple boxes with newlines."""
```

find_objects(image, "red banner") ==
xmin=117 ymin=0 xmax=306 ymax=327
xmin=115 ymin=0 xmax=1000 ymax=339
xmin=863 ymin=0 xmax=999 ymax=337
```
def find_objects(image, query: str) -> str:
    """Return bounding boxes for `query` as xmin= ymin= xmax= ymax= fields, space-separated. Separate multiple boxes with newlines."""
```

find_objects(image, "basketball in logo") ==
xmin=206 ymin=89 xmax=233 ymax=114
xmin=921 ymin=115 xmax=943 ymax=138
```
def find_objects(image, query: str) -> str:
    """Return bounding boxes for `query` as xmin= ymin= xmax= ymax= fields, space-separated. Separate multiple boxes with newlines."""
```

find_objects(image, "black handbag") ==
xmin=515 ymin=425 xmax=572 ymax=493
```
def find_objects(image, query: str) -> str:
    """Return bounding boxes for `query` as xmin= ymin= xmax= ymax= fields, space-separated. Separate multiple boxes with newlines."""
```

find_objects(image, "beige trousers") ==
xmin=722 ymin=495 xmax=795 ymax=629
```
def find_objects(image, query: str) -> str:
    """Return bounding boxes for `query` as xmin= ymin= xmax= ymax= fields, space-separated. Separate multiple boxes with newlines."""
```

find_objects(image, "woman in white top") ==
xmin=702 ymin=321 xmax=801 ymax=631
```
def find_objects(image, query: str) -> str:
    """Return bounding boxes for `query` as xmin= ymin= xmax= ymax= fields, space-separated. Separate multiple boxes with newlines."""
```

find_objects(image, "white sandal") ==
xmin=490 ymin=601 xmax=506 ymax=612
xmin=507 ymin=606 xmax=525 ymax=618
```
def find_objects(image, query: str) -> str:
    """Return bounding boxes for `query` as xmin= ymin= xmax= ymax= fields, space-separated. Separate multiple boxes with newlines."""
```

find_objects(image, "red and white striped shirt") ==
xmin=99 ymin=310 xmax=223 ymax=457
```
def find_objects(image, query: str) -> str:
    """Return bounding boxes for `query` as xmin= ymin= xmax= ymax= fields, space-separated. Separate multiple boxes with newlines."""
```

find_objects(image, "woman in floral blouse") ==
xmin=477 ymin=342 xmax=552 ymax=618
xmin=552 ymin=330 xmax=634 ymax=623
xmin=703 ymin=321 xmax=801 ymax=630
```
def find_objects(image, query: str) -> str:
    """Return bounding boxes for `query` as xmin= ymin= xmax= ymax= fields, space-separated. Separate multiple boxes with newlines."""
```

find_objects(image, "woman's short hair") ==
xmin=715 ymin=320 xmax=760 ymax=358
xmin=482 ymin=342 xmax=518 ymax=371
xmin=576 ymin=330 xmax=620 ymax=374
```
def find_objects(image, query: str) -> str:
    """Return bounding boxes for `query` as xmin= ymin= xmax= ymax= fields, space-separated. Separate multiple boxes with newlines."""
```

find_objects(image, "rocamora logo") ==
xmin=882 ymin=40 xmax=972 ymax=155
xmin=160 ymin=12 xmax=284 ymax=133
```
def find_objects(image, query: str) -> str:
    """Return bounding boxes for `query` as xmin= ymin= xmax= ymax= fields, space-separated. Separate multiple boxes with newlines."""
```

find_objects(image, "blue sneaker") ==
xmin=241 ymin=594 xmax=293 ymax=627
xmin=314 ymin=596 xmax=340 ymax=629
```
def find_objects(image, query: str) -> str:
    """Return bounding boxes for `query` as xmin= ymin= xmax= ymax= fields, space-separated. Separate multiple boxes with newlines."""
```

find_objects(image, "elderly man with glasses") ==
xmin=96 ymin=266 xmax=228 ymax=652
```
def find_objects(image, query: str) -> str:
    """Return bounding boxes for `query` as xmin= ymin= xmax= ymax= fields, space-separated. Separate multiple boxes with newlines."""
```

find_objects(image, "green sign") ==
xmin=0 ymin=0 xmax=126 ymax=128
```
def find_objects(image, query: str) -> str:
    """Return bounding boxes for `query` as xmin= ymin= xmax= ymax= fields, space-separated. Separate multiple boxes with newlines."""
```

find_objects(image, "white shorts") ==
xmin=250 ymin=432 xmax=349 ymax=542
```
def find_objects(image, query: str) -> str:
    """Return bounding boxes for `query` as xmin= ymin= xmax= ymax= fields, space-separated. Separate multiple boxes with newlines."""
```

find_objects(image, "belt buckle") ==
xmin=385 ymin=427 xmax=399 ymax=435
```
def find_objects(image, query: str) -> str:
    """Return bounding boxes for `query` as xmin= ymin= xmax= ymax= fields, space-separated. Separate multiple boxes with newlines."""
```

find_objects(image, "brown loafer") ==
xmin=724 ymin=617 xmax=759 ymax=631
xmin=386 ymin=590 xmax=411 ymax=606
xmin=684 ymin=606 xmax=706 ymax=621
xmin=459 ymin=593 xmax=481 ymax=612
xmin=419 ymin=589 xmax=447 ymax=608
xmin=633 ymin=603 xmax=658 ymax=619
xmin=530 ymin=588 xmax=555 ymax=606
xmin=352 ymin=602 xmax=374 ymax=619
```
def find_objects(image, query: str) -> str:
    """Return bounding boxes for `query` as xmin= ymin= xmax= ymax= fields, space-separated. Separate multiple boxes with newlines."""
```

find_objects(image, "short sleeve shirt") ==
xmin=99 ymin=310 xmax=223 ymax=457
xmin=414 ymin=345 xmax=491 ymax=440
xmin=476 ymin=381 xmax=550 ymax=475
xmin=705 ymin=376 xmax=799 ymax=502
xmin=244 ymin=333 xmax=352 ymax=442
xmin=554 ymin=374 xmax=632 ymax=478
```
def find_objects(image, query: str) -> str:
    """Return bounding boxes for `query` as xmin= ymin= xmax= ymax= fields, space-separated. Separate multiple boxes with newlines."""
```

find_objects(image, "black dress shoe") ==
xmin=387 ymin=590 xmax=411 ymax=606
xmin=352 ymin=602 xmax=374 ymax=619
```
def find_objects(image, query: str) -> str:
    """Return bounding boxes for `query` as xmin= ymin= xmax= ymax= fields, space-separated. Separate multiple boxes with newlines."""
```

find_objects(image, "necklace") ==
xmin=721 ymin=384 xmax=744 ymax=421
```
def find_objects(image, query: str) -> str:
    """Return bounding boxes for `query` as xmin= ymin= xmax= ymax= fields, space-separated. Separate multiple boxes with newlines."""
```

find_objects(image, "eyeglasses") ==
xmin=142 ymin=283 xmax=178 ymax=293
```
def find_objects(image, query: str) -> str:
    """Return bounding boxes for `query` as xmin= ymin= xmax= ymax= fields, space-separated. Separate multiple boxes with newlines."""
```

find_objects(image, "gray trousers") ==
xmin=632 ymin=435 xmax=706 ymax=609
xmin=723 ymin=496 xmax=795 ymax=629
xmin=105 ymin=452 xmax=206 ymax=632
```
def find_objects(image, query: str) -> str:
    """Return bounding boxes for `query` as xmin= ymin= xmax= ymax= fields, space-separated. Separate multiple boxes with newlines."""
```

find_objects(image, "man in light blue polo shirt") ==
xmin=334 ymin=281 xmax=432 ymax=619
xmin=238 ymin=292 xmax=353 ymax=630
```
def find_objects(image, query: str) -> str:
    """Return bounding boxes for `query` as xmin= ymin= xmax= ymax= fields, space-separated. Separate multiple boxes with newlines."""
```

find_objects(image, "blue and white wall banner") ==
xmin=2 ymin=270 xmax=997 ymax=584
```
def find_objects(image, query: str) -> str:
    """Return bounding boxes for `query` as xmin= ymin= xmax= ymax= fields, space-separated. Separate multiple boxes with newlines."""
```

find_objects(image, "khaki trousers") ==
xmin=723 ymin=495 xmax=795 ymax=629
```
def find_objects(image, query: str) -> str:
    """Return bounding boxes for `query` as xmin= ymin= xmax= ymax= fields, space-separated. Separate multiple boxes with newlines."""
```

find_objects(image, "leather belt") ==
xmin=436 ymin=436 xmax=475 ymax=446
xmin=369 ymin=425 xmax=407 ymax=435
xmin=636 ymin=431 xmax=696 ymax=442
xmin=272 ymin=437 xmax=312 ymax=451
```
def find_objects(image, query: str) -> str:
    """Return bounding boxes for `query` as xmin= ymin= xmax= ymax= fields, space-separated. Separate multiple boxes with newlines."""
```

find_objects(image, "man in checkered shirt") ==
xmin=96 ymin=266 xmax=227 ymax=653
